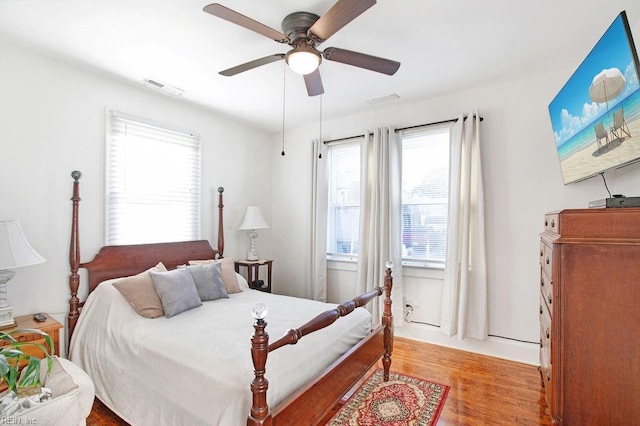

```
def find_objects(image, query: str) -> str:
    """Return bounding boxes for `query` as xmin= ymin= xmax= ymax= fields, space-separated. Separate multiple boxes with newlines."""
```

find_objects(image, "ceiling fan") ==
xmin=203 ymin=0 xmax=401 ymax=96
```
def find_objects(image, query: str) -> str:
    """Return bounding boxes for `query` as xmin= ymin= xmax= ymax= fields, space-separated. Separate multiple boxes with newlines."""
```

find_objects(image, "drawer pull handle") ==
xmin=540 ymin=338 xmax=543 ymax=348
xmin=546 ymin=256 xmax=550 ymax=265
xmin=545 ymin=219 xmax=548 ymax=227
xmin=541 ymin=277 xmax=545 ymax=287
xmin=546 ymin=328 xmax=550 ymax=339
xmin=540 ymin=250 xmax=543 ymax=257
xmin=540 ymin=305 xmax=543 ymax=314
xmin=547 ymin=370 xmax=551 ymax=381
xmin=548 ymin=295 xmax=552 ymax=305
xmin=551 ymin=219 xmax=555 ymax=228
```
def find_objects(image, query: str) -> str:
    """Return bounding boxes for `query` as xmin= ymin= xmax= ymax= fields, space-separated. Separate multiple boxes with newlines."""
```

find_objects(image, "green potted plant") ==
xmin=0 ymin=329 xmax=53 ymax=397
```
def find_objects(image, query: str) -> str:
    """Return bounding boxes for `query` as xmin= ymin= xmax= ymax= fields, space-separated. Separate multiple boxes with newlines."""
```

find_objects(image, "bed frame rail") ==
xmin=248 ymin=266 xmax=394 ymax=426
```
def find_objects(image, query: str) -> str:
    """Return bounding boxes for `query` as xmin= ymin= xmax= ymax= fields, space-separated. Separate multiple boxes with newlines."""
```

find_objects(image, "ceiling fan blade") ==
xmin=219 ymin=54 xmax=285 ymax=76
xmin=309 ymin=0 xmax=376 ymax=42
xmin=304 ymin=69 xmax=324 ymax=96
xmin=203 ymin=3 xmax=288 ymax=43
xmin=323 ymin=47 xmax=400 ymax=75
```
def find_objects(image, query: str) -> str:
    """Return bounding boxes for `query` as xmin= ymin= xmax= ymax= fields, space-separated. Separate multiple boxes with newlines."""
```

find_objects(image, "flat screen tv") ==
xmin=548 ymin=11 xmax=640 ymax=184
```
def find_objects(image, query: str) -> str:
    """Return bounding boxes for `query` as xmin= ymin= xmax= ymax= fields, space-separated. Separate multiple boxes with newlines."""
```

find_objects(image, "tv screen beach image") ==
xmin=548 ymin=12 xmax=640 ymax=184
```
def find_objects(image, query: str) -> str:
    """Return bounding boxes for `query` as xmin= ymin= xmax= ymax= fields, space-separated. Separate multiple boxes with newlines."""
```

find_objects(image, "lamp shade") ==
xmin=0 ymin=221 xmax=46 ymax=269
xmin=286 ymin=47 xmax=321 ymax=75
xmin=238 ymin=207 xmax=270 ymax=231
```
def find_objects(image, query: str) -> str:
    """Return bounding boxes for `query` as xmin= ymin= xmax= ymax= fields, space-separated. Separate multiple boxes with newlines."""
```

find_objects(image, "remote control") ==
xmin=33 ymin=313 xmax=47 ymax=322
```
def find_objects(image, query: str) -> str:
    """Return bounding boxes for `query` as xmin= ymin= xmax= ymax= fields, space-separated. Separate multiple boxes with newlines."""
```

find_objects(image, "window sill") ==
xmin=402 ymin=260 xmax=444 ymax=270
xmin=327 ymin=257 xmax=445 ymax=278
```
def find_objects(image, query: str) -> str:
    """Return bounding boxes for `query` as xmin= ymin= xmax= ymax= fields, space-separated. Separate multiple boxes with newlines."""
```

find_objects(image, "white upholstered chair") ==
xmin=3 ymin=357 xmax=95 ymax=426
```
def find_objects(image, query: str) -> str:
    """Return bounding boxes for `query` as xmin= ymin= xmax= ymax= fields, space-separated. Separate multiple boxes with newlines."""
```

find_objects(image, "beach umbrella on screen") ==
xmin=589 ymin=68 xmax=626 ymax=111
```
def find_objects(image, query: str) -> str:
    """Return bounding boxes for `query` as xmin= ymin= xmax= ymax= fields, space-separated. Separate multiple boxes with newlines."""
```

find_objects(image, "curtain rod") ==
xmin=323 ymin=114 xmax=483 ymax=145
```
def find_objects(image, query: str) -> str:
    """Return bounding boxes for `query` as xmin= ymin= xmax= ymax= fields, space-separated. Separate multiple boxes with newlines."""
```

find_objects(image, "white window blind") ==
xmin=106 ymin=110 xmax=201 ymax=245
xmin=326 ymin=139 xmax=361 ymax=258
xmin=401 ymin=125 xmax=450 ymax=266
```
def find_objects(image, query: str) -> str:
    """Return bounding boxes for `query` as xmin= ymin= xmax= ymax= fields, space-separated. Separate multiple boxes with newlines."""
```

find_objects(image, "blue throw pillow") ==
xmin=186 ymin=262 xmax=229 ymax=301
xmin=149 ymin=268 xmax=202 ymax=318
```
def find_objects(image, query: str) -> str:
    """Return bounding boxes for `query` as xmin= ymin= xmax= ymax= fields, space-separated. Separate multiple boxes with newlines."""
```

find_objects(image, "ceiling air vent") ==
xmin=367 ymin=94 xmax=400 ymax=105
xmin=144 ymin=79 xmax=185 ymax=97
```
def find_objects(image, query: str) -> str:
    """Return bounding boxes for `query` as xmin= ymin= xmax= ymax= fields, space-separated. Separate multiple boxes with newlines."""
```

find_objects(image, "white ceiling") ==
xmin=1 ymin=0 xmax=639 ymax=132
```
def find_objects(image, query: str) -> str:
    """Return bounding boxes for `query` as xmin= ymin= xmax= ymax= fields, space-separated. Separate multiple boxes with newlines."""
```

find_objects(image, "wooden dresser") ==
xmin=539 ymin=208 xmax=640 ymax=424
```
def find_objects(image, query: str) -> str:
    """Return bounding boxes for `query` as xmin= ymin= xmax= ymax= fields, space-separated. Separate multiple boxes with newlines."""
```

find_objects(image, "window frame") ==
xmin=400 ymin=124 xmax=451 ymax=269
xmin=105 ymin=109 xmax=202 ymax=246
xmin=324 ymin=125 xmax=451 ymax=269
xmin=326 ymin=138 xmax=362 ymax=261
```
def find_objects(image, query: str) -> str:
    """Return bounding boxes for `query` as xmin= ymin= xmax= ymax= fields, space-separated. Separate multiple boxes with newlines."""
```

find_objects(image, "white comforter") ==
xmin=69 ymin=277 xmax=371 ymax=426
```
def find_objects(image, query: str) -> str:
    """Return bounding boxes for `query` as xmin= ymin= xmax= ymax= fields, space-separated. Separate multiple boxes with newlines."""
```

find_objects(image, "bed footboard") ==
xmin=248 ymin=265 xmax=394 ymax=426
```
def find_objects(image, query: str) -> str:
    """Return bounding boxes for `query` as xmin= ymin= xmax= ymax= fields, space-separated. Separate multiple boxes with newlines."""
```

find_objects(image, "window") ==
xmin=401 ymin=126 xmax=450 ymax=266
xmin=106 ymin=110 xmax=201 ymax=245
xmin=325 ymin=125 xmax=450 ymax=266
xmin=326 ymin=139 xmax=361 ymax=258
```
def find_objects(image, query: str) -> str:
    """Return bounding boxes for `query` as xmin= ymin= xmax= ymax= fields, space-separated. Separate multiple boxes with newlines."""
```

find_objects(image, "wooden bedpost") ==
xmin=217 ymin=187 xmax=224 ymax=258
xmin=248 ymin=306 xmax=271 ymax=426
xmin=68 ymin=170 xmax=82 ymax=345
xmin=382 ymin=261 xmax=394 ymax=381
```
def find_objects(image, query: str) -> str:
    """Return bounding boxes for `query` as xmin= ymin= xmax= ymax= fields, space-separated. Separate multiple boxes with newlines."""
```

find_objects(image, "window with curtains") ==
xmin=105 ymin=110 xmax=201 ymax=245
xmin=325 ymin=125 xmax=450 ymax=266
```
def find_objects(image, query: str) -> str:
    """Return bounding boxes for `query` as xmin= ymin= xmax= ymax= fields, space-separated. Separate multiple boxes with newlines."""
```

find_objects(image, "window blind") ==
xmin=106 ymin=110 xmax=201 ymax=245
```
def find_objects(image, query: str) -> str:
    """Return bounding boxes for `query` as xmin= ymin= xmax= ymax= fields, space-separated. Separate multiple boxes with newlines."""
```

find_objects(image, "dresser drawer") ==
xmin=544 ymin=213 xmax=559 ymax=233
xmin=540 ymin=270 xmax=553 ymax=316
xmin=540 ymin=241 xmax=553 ymax=280
xmin=539 ymin=294 xmax=553 ymax=406
xmin=539 ymin=294 xmax=551 ymax=360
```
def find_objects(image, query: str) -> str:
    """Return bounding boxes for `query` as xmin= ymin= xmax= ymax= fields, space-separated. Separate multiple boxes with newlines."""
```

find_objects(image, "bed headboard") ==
xmin=67 ymin=171 xmax=225 ymax=341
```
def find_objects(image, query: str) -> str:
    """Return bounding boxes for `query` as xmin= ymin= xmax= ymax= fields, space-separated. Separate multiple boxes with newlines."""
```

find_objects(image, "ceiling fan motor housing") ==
xmin=281 ymin=12 xmax=320 ymax=45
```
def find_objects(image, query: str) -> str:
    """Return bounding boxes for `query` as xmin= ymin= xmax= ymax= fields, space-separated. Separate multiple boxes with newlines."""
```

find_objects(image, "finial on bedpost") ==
xmin=248 ymin=304 xmax=271 ymax=426
xmin=217 ymin=187 xmax=225 ymax=258
xmin=382 ymin=261 xmax=394 ymax=381
xmin=68 ymin=171 xmax=82 ymax=349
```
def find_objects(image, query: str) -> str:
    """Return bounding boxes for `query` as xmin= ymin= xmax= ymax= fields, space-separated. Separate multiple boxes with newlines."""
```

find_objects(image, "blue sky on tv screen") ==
xmin=549 ymin=13 xmax=640 ymax=147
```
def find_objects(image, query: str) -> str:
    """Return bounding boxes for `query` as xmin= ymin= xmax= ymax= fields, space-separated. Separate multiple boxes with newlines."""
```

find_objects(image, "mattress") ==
xmin=69 ymin=275 xmax=371 ymax=425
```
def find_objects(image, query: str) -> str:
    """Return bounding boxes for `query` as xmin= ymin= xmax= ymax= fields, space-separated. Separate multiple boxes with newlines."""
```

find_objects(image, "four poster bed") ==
xmin=66 ymin=171 xmax=394 ymax=425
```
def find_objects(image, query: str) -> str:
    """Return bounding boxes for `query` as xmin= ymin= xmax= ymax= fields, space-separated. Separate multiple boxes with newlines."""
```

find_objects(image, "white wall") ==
xmin=270 ymin=19 xmax=640 ymax=364
xmin=0 ymin=39 xmax=273 ymax=350
xmin=2 ymin=16 xmax=639 ymax=364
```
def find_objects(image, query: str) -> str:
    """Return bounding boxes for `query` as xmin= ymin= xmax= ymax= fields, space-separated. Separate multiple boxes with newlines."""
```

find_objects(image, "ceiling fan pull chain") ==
xmin=281 ymin=61 xmax=286 ymax=156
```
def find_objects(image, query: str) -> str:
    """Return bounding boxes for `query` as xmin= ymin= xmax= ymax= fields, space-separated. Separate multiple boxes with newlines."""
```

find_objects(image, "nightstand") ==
xmin=234 ymin=259 xmax=273 ymax=293
xmin=0 ymin=314 xmax=63 ymax=358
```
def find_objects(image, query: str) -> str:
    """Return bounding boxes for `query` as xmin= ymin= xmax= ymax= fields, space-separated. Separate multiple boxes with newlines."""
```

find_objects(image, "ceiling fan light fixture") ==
xmin=286 ymin=46 xmax=321 ymax=75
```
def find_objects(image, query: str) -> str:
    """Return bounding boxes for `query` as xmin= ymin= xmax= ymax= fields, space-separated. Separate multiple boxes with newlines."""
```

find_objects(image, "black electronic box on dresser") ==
xmin=539 ymin=208 xmax=640 ymax=424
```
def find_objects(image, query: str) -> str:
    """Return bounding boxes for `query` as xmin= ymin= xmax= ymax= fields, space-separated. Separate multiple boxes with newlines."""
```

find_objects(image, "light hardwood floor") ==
xmin=87 ymin=336 xmax=552 ymax=425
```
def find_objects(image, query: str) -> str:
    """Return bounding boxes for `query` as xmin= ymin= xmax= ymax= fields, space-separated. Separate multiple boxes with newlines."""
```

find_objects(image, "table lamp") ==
xmin=238 ymin=206 xmax=269 ymax=261
xmin=0 ymin=221 xmax=46 ymax=329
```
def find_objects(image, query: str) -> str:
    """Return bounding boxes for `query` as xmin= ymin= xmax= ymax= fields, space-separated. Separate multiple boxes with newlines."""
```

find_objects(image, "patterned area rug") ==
xmin=326 ymin=369 xmax=449 ymax=426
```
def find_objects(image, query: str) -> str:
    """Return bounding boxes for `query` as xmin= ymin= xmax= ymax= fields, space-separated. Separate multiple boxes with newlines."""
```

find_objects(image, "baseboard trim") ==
xmin=395 ymin=322 xmax=539 ymax=365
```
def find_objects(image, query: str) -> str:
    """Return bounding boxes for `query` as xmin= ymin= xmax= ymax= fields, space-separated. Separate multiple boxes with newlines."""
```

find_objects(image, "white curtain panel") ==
xmin=440 ymin=112 xmax=488 ymax=340
xmin=310 ymin=139 xmax=328 ymax=302
xmin=355 ymin=127 xmax=404 ymax=325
